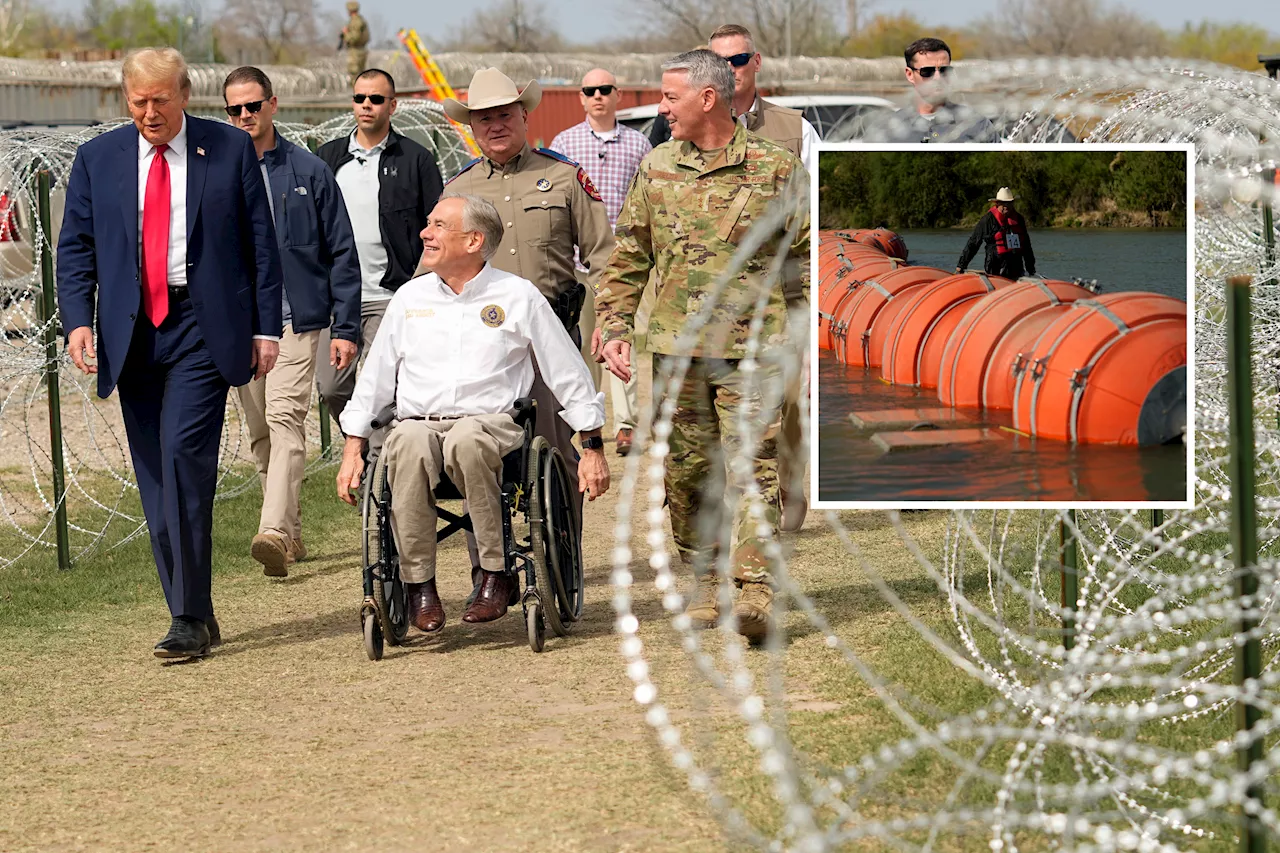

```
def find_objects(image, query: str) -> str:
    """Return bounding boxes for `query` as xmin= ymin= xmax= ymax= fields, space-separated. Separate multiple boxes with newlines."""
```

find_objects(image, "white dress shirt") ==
xmin=137 ymin=116 xmax=188 ymax=287
xmin=335 ymin=130 xmax=392 ymax=305
xmin=340 ymin=264 xmax=606 ymax=439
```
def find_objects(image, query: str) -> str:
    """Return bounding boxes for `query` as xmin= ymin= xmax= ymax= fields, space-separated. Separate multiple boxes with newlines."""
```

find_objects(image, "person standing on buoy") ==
xmin=955 ymin=187 xmax=1037 ymax=280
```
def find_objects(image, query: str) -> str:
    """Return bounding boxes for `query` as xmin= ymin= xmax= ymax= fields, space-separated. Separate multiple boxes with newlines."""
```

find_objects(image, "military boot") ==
xmin=685 ymin=574 xmax=722 ymax=628
xmin=733 ymin=581 xmax=775 ymax=640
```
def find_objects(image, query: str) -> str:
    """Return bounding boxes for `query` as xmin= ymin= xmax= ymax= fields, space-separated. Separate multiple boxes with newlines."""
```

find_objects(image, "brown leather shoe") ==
xmin=463 ymin=570 xmax=518 ymax=623
xmin=615 ymin=428 xmax=633 ymax=456
xmin=406 ymin=579 xmax=445 ymax=633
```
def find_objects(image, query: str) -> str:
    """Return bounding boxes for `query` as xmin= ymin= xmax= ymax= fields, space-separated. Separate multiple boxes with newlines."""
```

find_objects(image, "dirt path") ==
xmin=0 ymin=362 xmax=931 ymax=853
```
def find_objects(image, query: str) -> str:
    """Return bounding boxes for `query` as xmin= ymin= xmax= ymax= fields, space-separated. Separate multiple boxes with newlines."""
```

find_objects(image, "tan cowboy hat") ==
xmin=989 ymin=187 xmax=1017 ymax=202
xmin=442 ymin=68 xmax=542 ymax=124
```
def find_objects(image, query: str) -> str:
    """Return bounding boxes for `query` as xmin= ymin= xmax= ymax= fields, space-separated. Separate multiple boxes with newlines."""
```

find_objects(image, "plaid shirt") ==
xmin=549 ymin=120 xmax=652 ymax=230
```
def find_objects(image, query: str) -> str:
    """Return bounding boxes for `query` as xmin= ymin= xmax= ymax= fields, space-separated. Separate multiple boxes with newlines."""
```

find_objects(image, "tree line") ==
xmin=819 ymin=151 xmax=1188 ymax=230
xmin=431 ymin=0 xmax=1278 ymax=72
xmin=0 ymin=0 xmax=1275 ymax=71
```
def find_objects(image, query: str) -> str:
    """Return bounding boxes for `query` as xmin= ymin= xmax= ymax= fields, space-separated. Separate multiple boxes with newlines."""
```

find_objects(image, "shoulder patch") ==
xmin=535 ymin=147 xmax=580 ymax=167
xmin=444 ymin=157 xmax=482 ymax=185
xmin=576 ymin=167 xmax=603 ymax=202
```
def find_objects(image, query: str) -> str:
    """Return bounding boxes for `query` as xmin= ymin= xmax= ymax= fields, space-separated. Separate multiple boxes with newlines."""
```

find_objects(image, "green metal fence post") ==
xmin=1262 ymin=168 xmax=1277 ymax=430
xmin=1151 ymin=508 xmax=1163 ymax=529
xmin=35 ymin=170 xmax=71 ymax=571
xmin=1226 ymin=274 xmax=1265 ymax=853
xmin=1060 ymin=510 xmax=1078 ymax=651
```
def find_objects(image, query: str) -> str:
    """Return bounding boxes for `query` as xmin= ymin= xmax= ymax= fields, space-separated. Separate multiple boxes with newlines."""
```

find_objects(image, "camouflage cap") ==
xmin=346 ymin=1 xmax=359 ymax=10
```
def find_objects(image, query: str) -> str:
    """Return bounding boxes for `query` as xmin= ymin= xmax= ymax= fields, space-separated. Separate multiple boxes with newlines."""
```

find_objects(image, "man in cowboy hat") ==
xmin=956 ymin=187 xmax=1037 ymax=279
xmin=315 ymin=69 xmax=444 ymax=468
xmin=441 ymin=67 xmax=613 ymax=614
xmin=339 ymin=1 xmax=369 ymax=86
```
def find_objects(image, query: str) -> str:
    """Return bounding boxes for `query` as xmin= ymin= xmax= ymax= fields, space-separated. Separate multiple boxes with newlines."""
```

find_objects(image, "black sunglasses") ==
xmin=581 ymin=85 xmax=615 ymax=97
xmin=910 ymin=65 xmax=953 ymax=78
xmin=224 ymin=100 xmax=265 ymax=117
xmin=721 ymin=52 xmax=754 ymax=67
xmin=352 ymin=93 xmax=388 ymax=105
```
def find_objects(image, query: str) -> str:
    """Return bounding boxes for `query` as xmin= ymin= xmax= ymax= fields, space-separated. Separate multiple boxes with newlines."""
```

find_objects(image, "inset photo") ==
xmin=813 ymin=145 xmax=1192 ymax=506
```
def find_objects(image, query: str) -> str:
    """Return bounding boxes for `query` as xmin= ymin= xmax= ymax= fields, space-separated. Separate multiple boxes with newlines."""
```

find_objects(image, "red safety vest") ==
xmin=991 ymin=206 xmax=1029 ymax=255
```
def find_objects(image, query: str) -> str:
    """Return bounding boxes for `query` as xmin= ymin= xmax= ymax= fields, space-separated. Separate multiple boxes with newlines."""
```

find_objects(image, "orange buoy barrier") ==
xmin=818 ymin=256 xmax=908 ymax=351
xmin=936 ymin=279 xmax=1096 ymax=408
xmin=1011 ymin=293 xmax=1187 ymax=445
xmin=879 ymin=273 xmax=1015 ymax=387
xmin=829 ymin=266 xmax=948 ymax=366
xmin=842 ymin=228 xmax=909 ymax=260
xmin=820 ymin=236 xmax=887 ymax=260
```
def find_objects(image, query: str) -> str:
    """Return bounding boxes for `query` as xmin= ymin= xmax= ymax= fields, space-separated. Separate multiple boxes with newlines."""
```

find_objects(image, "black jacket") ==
xmin=957 ymin=209 xmax=1036 ymax=278
xmin=316 ymin=127 xmax=444 ymax=293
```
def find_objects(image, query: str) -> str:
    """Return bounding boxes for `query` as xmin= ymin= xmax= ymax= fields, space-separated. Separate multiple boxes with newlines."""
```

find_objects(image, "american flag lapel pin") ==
xmin=196 ymin=147 xmax=206 ymax=156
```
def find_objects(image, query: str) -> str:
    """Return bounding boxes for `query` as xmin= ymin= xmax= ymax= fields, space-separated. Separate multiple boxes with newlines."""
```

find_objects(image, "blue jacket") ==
xmin=57 ymin=115 xmax=283 ymax=397
xmin=261 ymin=134 xmax=361 ymax=343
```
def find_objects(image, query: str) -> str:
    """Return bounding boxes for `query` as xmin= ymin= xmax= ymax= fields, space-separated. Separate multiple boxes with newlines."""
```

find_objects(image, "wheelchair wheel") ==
xmin=362 ymin=607 xmax=383 ymax=661
xmin=542 ymin=446 xmax=584 ymax=627
xmin=527 ymin=437 xmax=572 ymax=638
xmin=526 ymin=600 xmax=546 ymax=653
xmin=364 ymin=455 xmax=409 ymax=647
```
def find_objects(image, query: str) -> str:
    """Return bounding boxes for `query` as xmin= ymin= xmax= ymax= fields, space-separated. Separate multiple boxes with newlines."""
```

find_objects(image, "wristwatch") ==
xmin=581 ymin=435 xmax=604 ymax=451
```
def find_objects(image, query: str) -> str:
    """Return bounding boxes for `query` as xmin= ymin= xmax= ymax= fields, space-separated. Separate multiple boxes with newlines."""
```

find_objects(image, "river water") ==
xmin=815 ymin=229 xmax=1189 ymax=504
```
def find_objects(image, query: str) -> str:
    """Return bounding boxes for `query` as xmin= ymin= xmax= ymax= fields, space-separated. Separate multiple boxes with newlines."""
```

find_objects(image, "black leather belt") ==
xmin=167 ymin=286 xmax=190 ymax=301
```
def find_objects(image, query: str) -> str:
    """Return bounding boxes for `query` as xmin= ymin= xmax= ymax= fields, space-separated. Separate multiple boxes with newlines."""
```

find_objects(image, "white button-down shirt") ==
xmin=340 ymin=264 xmax=605 ymax=439
xmin=336 ymin=130 xmax=392 ymax=305
xmin=137 ymin=116 xmax=188 ymax=287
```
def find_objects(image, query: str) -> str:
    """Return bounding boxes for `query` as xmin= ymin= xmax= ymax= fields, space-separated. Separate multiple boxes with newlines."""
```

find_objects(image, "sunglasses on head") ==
xmin=910 ymin=65 xmax=953 ymax=78
xmin=581 ymin=85 xmax=615 ymax=97
xmin=352 ymin=93 xmax=388 ymax=105
xmin=721 ymin=52 xmax=754 ymax=67
xmin=224 ymin=100 xmax=265 ymax=117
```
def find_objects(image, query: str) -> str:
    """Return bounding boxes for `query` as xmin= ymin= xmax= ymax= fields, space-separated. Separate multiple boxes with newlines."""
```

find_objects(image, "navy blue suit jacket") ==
xmin=57 ymin=114 xmax=284 ymax=397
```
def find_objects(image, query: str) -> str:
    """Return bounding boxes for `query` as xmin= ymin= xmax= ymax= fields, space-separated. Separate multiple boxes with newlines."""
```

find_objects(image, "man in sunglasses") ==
xmin=862 ymin=37 xmax=996 ymax=143
xmin=549 ymin=68 xmax=652 ymax=458
xmin=315 ymin=68 xmax=444 ymax=465
xmin=223 ymin=66 xmax=362 ymax=577
xmin=648 ymin=24 xmax=817 ymax=174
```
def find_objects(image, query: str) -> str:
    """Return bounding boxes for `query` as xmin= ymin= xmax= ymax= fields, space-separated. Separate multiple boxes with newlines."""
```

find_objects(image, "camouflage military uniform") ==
xmin=342 ymin=10 xmax=369 ymax=86
xmin=596 ymin=124 xmax=810 ymax=584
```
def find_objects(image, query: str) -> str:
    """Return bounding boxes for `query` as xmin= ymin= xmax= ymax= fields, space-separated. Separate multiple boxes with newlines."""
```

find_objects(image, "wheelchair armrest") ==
xmin=370 ymin=403 xmax=397 ymax=431
xmin=512 ymin=397 xmax=537 ymax=429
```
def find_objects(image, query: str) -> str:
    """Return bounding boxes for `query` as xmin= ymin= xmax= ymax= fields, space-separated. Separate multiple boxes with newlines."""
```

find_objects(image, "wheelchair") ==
xmin=359 ymin=397 xmax=584 ymax=660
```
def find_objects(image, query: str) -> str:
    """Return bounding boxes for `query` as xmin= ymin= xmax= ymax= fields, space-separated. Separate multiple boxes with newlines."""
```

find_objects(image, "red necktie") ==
xmin=141 ymin=143 xmax=171 ymax=327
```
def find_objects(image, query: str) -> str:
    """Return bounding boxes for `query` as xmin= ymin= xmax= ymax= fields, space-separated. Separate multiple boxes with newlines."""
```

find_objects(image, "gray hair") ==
xmin=661 ymin=49 xmax=734 ymax=113
xmin=440 ymin=192 xmax=504 ymax=262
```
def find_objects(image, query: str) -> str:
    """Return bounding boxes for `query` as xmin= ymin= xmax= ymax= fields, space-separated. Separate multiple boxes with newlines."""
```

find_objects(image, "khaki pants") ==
xmin=463 ymin=325 xmax=586 ymax=572
xmin=383 ymin=415 xmax=525 ymax=584
xmin=317 ymin=299 xmax=389 ymax=453
xmin=236 ymin=325 xmax=322 ymax=539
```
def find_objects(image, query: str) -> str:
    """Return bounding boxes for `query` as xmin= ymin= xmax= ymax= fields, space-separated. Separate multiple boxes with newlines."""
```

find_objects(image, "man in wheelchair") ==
xmin=335 ymin=193 xmax=609 ymax=632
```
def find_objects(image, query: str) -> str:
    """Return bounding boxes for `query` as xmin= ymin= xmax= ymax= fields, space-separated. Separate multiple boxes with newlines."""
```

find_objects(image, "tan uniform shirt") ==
xmin=445 ymin=144 xmax=615 ymax=299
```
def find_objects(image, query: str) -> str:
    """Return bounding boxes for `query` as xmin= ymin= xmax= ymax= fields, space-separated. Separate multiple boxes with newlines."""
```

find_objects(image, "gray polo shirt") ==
xmin=335 ymin=131 xmax=392 ymax=305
